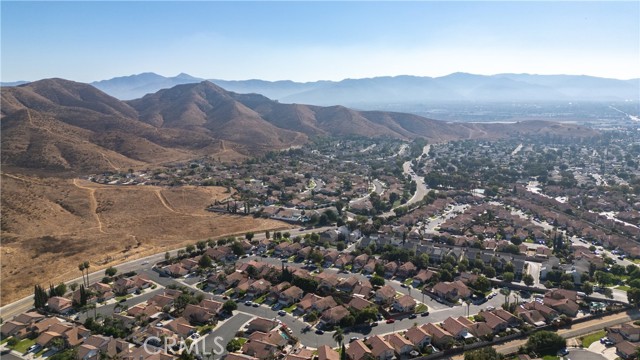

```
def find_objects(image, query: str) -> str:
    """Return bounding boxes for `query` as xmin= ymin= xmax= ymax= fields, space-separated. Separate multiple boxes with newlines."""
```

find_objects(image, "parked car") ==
xmin=315 ymin=329 xmax=324 ymax=335
xmin=421 ymin=311 xmax=430 ymax=317
xmin=245 ymin=301 xmax=253 ymax=306
xmin=278 ymin=310 xmax=286 ymax=316
xmin=557 ymin=348 xmax=569 ymax=356
xmin=27 ymin=345 xmax=41 ymax=353
xmin=386 ymin=319 xmax=395 ymax=324
xmin=409 ymin=314 xmax=417 ymax=319
xmin=349 ymin=337 xmax=359 ymax=343
xmin=486 ymin=306 xmax=495 ymax=311
xmin=252 ymin=303 xmax=259 ymax=307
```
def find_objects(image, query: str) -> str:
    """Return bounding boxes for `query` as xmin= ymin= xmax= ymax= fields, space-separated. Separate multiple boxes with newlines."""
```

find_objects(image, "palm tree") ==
xmin=333 ymin=328 xmax=344 ymax=347
xmin=465 ymin=299 xmax=472 ymax=317
xmin=78 ymin=263 xmax=87 ymax=287
xmin=83 ymin=261 xmax=90 ymax=287
xmin=500 ymin=287 xmax=511 ymax=307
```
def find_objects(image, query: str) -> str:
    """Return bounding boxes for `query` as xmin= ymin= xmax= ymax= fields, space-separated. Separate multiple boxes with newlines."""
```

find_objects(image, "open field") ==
xmin=0 ymin=174 xmax=289 ymax=305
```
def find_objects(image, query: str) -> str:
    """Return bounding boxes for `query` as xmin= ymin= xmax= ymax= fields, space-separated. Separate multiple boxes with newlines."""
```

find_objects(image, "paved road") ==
xmin=0 ymin=227 xmax=332 ymax=321
xmin=199 ymin=312 xmax=253 ymax=356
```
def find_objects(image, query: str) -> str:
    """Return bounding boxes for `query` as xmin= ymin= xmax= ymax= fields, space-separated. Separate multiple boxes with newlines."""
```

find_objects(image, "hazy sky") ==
xmin=1 ymin=1 xmax=639 ymax=82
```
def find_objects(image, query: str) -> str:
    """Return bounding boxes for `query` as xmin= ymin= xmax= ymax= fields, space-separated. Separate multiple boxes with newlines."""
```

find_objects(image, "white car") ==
xmin=486 ymin=306 xmax=495 ymax=311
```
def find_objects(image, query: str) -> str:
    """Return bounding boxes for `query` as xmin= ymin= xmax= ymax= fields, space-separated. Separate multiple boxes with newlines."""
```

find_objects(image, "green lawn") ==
xmin=582 ymin=330 xmax=606 ymax=348
xmin=615 ymin=286 xmax=630 ymax=292
xmin=237 ymin=338 xmax=248 ymax=346
xmin=284 ymin=304 xmax=297 ymax=313
xmin=11 ymin=338 xmax=36 ymax=353
xmin=115 ymin=294 xmax=133 ymax=302
xmin=415 ymin=304 xmax=428 ymax=313
xmin=0 ymin=337 xmax=9 ymax=345
xmin=254 ymin=294 xmax=267 ymax=304
xmin=542 ymin=356 xmax=559 ymax=360
xmin=403 ymin=278 xmax=413 ymax=285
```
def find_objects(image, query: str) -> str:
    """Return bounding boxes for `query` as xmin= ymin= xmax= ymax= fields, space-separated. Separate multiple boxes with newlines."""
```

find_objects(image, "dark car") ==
xmin=252 ymin=303 xmax=259 ymax=307
xmin=421 ymin=311 xmax=430 ymax=317
xmin=409 ymin=314 xmax=417 ymax=319
xmin=386 ymin=319 xmax=395 ymax=324
xmin=315 ymin=329 xmax=324 ymax=335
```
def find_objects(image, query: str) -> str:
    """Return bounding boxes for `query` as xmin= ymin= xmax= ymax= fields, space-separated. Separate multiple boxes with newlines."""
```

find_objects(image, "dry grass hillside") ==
xmin=0 ymin=174 xmax=288 ymax=305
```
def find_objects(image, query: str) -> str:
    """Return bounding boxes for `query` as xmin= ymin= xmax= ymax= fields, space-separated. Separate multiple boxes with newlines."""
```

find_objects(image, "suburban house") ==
xmin=320 ymin=306 xmax=350 ymax=327
xmin=442 ymin=317 xmax=473 ymax=340
xmin=432 ymin=281 xmax=471 ymax=302
xmin=396 ymin=262 xmax=417 ymax=278
xmin=312 ymin=296 xmax=338 ymax=313
xmin=279 ymin=286 xmax=304 ymax=306
xmin=404 ymin=326 xmax=431 ymax=348
xmin=392 ymin=295 xmax=416 ymax=313
xmin=366 ymin=335 xmax=395 ymax=360
xmin=297 ymin=293 xmax=323 ymax=313
xmin=47 ymin=296 xmax=73 ymax=314
xmin=481 ymin=311 xmax=508 ymax=333
xmin=423 ymin=323 xmax=454 ymax=348
xmin=347 ymin=340 xmax=372 ymax=360
xmin=317 ymin=345 xmax=340 ymax=360
xmin=348 ymin=296 xmax=375 ymax=312
xmin=615 ymin=341 xmax=639 ymax=360
xmin=413 ymin=269 xmax=437 ymax=287
xmin=375 ymin=285 xmax=397 ymax=305
xmin=385 ymin=333 xmax=414 ymax=355
xmin=246 ymin=318 xmax=278 ymax=334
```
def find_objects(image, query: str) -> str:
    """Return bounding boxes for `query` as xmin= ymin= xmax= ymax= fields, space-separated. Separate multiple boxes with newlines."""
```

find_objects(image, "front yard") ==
xmin=10 ymin=338 xmax=36 ymax=353
xmin=284 ymin=304 xmax=298 ymax=313
xmin=581 ymin=330 xmax=606 ymax=348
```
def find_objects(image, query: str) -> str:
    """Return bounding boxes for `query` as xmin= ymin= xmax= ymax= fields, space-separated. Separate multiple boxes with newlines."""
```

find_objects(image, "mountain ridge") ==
xmin=2 ymin=78 xmax=597 ymax=175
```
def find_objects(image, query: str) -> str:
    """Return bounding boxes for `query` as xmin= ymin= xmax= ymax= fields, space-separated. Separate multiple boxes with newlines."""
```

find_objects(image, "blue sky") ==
xmin=1 ymin=1 xmax=639 ymax=82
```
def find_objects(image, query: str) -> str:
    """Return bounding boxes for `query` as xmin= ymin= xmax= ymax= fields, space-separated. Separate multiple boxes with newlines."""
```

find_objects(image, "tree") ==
xmin=525 ymin=331 xmax=566 ymax=355
xmin=370 ymin=275 xmax=385 ymax=286
xmin=604 ymin=288 xmax=613 ymax=299
xmin=34 ymin=284 xmax=48 ymax=309
xmin=484 ymin=266 xmax=496 ymax=278
xmin=222 ymin=300 xmax=238 ymax=314
xmin=245 ymin=232 xmax=254 ymax=241
xmin=186 ymin=244 xmax=196 ymax=254
xmin=582 ymin=282 xmax=594 ymax=295
xmin=627 ymin=288 xmax=640 ymax=306
xmin=523 ymin=274 xmax=535 ymax=287
xmin=336 ymin=242 xmax=346 ymax=251
xmin=105 ymin=267 xmax=117 ymax=277
xmin=333 ymin=328 xmax=344 ymax=346
xmin=83 ymin=261 xmax=90 ymax=287
xmin=265 ymin=231 xmax=271 ymax=239
xmin=198 ymin=254 xmax=213 ymax=268
xmin=197 ymin=241 xmax=207 ymax=252
xmin=54 ymin=283 xmax=67 ymax=297
xmin=230 ymin=241 xmax=245 ymax=256
xmin=464 ymin=347 xmax=503 ymax=360
xmin=500 ymin=287 xmax=511 ymax=306
xmin=78 ymin=263 xmax=87 ymax=287
xmin=473 ymin=276 xmax=492 ymax=293
xmin=226 ymin=338 xmax=243 ymax=352
xmin=165 ymin=252 xmax=171 ymax=261
xmin=503 ymin=272 xmax=515 ymax=283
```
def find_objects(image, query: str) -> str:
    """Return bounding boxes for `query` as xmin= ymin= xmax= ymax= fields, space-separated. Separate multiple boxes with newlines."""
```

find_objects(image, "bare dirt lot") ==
xmin=0 ymin=174 xmax=288 ymax=305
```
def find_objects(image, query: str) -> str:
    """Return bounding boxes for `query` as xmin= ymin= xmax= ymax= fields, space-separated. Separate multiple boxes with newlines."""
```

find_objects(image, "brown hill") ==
xmin=2 ymin=79 xmax=597 ymax=174
xmin=0 ymin=173 xmax=288 ymax=305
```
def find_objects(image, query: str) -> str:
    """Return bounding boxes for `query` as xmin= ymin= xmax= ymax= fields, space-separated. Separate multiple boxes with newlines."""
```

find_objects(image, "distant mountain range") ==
xmin=81 ymin=72 xmax=640 ymax=104
xmin=1 ymin=78 xmax=595 ymax=173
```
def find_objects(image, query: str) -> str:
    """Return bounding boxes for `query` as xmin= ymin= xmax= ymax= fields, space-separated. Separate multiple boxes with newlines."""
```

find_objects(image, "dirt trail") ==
xmin=72 ymin=179 xmax=107 ymax=234
xmin=99 ymin=152 xmax=120 ymax=171
xmin=154 ymin=190 xmax=178 ymax=213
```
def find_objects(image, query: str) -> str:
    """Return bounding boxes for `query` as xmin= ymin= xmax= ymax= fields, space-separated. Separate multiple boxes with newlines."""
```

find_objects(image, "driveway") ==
xmin=587 ymin=341 xmax=618 ymax=360
xmin=568 ymin=348 xmax=610 ymax=360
